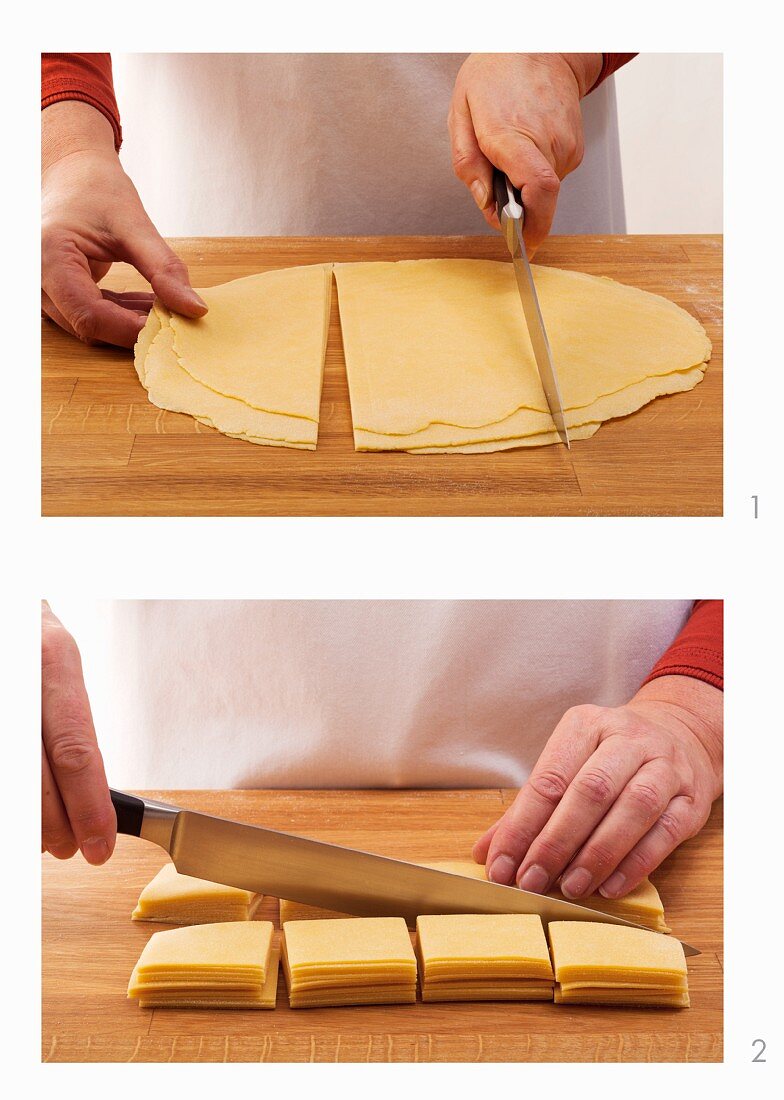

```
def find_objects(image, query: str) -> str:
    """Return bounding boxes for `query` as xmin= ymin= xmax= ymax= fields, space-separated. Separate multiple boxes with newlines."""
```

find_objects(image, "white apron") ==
xmin=112 ymin=53 xmax=626 ymax=237
xmin=63 ymin=600 xmax=691 ymax=789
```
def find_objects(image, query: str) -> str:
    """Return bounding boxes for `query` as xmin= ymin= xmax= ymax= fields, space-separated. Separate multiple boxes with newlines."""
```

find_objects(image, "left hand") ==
xmin=474 ymin=676 xmax=723 ymax=899
xmin=448 ymin=53 xmax=602 ymax=255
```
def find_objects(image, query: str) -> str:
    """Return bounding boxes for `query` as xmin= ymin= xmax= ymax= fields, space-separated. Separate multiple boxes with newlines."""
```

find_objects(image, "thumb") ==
xmin=123 ymin=217 xmax=207 ymax=318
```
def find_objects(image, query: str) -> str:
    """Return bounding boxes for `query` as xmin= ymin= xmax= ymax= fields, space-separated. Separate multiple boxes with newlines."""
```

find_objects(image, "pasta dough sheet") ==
xmin=279 ymin=859 xmax=669 ymax=933
xmin=283 ymin=917 xmax=417 ymax=1008
xmin=335 ymin=259 xmax=710 ymax=451
xmin=132 ymin=862 xmax=261 ymax=924
xmin=133 ymin=264 xmax=332 ymax=449
xmin=417 ymin=913 xmax=553 ymax=1003
xmin=548 ymin=922 xmax=689 ymax=1009
xmin=128 ymin=921 xmax=278 ymax=1010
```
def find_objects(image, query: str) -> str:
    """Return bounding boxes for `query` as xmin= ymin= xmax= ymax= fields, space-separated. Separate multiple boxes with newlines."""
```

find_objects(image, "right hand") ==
xmin=41 ymin=101 xmax=207 ymax=348
xmin=41 ymin=602 xmax=115 ymax=864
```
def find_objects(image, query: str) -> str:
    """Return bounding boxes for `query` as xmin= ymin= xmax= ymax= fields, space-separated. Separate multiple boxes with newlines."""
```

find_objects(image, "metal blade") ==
xmin=501 ymin=211 xmax=570 ymax=448
xmin=159 ymin=805 xmax=698 ymax=955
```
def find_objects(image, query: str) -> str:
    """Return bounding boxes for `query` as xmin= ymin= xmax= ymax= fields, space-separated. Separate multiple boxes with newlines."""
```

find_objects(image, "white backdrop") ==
xmin=616 ymin=53 xmax=722 ymax=232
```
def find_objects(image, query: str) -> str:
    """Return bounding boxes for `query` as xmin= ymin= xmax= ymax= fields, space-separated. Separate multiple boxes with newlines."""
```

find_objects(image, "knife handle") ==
xmin=493 ymin=168 xmax=524 ymax=224
xmin=111 ymin=789 xmax=144 ymax=837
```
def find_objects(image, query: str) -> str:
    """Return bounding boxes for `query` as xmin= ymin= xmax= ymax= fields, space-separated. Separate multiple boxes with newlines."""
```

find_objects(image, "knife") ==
xmin=111 ymin=790 xmax=698 ymax=955
xmin=493 ymin=167 xmax=570 ymax=448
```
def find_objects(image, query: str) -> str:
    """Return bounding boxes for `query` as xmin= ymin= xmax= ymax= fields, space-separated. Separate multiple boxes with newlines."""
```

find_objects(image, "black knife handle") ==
xmin=111 ymin=789 xmax=144 ymax=837
xmin=492 ymin=167 xmax=524 ymax=221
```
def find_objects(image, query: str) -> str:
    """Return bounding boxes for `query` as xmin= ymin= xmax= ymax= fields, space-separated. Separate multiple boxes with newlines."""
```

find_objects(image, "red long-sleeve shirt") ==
xmin=644 ymin=600 xmax=723 ymax=692
xmin=42 ymin=53 xmax=638 ymax=155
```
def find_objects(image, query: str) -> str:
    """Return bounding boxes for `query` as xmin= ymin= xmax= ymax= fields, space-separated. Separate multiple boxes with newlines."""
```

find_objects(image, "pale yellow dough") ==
xmin=133 ymin=264 xmax=332 ymax=449
xmin=132 ymin=862 xmax=261 ymax=925
xmin=417 ymin=913 xmax=553 ymax=1003
xmin=128 ymin=921 xmax=278 ymax=1009
xmin=548 ymin=921 xmax=689 ymax=1008
xmin=282 ymin=917 xmax=417 ymax=1008
xmin=335 ymin=259 xmax=710 ymax=452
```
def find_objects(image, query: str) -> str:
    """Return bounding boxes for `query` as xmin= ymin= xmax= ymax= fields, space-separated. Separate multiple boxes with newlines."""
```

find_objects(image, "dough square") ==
xmin=416 ymin=913 xmax=553 ymax=982
xmin=132 ymin=862 xmax=261 ymax=924
xmin=128 ymin=921 xmax=277 ymax=1010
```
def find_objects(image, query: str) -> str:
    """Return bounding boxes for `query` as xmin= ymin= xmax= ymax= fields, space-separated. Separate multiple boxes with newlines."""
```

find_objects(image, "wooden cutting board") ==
xmin=41 ymin=235 xmax=722 ymax=516
xmin=41 ymin=789 xmax=723 ymax=1063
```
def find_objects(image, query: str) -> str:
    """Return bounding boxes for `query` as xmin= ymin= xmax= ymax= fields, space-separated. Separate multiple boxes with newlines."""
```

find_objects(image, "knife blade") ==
xmin=111 ymin=790 xmax=698 ymax=955
xmin=493 ymin=168 xmax=570 ymax=448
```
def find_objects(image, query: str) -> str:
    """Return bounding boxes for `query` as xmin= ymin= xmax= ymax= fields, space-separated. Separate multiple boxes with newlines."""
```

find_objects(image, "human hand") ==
xmin=474 ymin=676 xmax=723 ymax=899
xmin=448 ymin=53 xmax=602 ymax=254
xmin=42 ymin=101 xmax=207 ymax=348
xmin=41 ymin=602 xmax=115 ymax=864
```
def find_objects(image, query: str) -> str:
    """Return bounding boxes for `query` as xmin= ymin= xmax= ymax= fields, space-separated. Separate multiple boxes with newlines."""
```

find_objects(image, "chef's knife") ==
xmin=493 ymin=167 xmax=570 ymax=448
xmin=111 ymin=790 xmax=698 ymax=955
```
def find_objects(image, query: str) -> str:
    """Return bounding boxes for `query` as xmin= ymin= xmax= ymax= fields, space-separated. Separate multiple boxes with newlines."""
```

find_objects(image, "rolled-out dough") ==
xmin=134 ymin=264 xmax=332 ymax=450
xmin=282 ymin=917 xmax=417 ymax=1008
xmin=127 ymin=921 xmax=278 ymax=1009
xmin=335 ymin=259 xmax=710 ymax=452
xmin=548 ymin=921 xmax=689 ymax=1008
xmin=132 ymin=862 xmax=261 ymax=925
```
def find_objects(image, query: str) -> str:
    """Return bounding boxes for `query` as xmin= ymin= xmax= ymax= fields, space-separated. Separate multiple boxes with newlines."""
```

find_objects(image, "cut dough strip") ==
xmin=132 ymin=862 xmax=262 ymax=925
xmin=335 ymin=258 xmax=710 ymax=452
xmin=134 ymin=264 xmax=332 ymax=450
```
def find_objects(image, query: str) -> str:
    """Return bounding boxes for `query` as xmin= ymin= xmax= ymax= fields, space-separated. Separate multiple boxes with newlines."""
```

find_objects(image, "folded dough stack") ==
xmin=134 ymin=264 xmax=332 ymax=450
xmin=416 ymin=913 xmax=554 ymax=1002
xmin=279 ymin=859 xmax=669 ymax=933
xmin=335 ymin=259 xmax=711 ymax=453
xmin=132 ymin=862 xmax=262 ymax=924
xmin=127 ymin=921 xmax=278 ymax=1009
xmin=282 ymin=917 xmax=417 ymax=1008
xmin=548 ymin=922 xmax=689 ymax=1008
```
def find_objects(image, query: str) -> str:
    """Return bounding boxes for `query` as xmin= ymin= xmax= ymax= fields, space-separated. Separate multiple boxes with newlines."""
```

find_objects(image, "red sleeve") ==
xmin=589 ymin=53 xmax=638 ymax=92
xmin=41 ymin=53 xmax=121 ymax=150
xmin=643 ymin=600 xmax=723 ymax=692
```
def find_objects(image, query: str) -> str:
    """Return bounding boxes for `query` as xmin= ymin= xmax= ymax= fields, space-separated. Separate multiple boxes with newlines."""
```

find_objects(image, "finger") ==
xmin=598 ymin=794 xmax=705 ymax=898
xmin=122 ymin=221 xmax=207 ymax=318
xmin=478 ymin=131 xmax=560 ymax=255
xmin=559 ymin=759 xmax=680 ymax=899
xmin=42 ymin=240 xmax=148 ymax=347
xmin=101 ymin=289 xmax=155 ymax=311
xmin=484 ymin=705 xmax=603 ymax=887
xmin=517 ymin=739 xmax=648 ymax=897
xmin=41 ymin=616 xmax=116 ymax=865
xmin=41 ymin=291 xmax=78 ymax=339
xmin=472 ymin=819 xmax=501 ymax=865
xmin=447 ymin=95 xmax=496 ymax=218
xmin=41 ymin=746 xmax=78 ymax=859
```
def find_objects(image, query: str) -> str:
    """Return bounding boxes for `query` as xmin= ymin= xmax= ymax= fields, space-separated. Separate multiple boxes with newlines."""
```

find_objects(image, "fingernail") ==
xmin=517 ymin=863 xmax=550 ymax=894
xmin=189 ymin=290 xmax=208 ymax=310
xmin=561 ymin=867 xmax=593 ymax=899
xmin=470 ymin=180 xmax=488 ymax=210
xmin=599 ymin=872 xmax=626 ymax=898
xmin=81 ymin=837 xmax=109 ymax=865
xmin=488 ymin=854 xmax=518 ymax=885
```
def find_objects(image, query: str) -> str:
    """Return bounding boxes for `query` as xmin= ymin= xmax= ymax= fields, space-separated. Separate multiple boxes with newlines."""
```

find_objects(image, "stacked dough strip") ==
xmin=548 ymin=922 xmax=689 ymax=1008
xmin=335 ymin=259 xmax=710 ymax=453
xmin=416 ymin=914 xmax=554 ymax=1002
xmin=127 ymin=922 xmax=279 ymax=1009
xmin=134 ymin=264 xmax=332 ymax=450
xmin=282 ymin=917 xmax=417 ymax=1007
xmin=132 ymin=862 xmax=261 ymax=924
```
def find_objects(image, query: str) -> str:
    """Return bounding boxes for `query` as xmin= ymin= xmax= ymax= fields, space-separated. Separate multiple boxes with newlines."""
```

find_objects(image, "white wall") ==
xmin=615 ymin=53 xmax=722 ymax=233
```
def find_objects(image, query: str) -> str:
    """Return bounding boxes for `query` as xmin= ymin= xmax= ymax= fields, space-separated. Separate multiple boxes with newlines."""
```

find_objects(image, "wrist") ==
xmin=42 ymin=101 xmax=116 ymax=176
xmin=560 ymin=53 xmax=603 ymax=98
xmin=629 ymin=675 xmax=724 ymax=794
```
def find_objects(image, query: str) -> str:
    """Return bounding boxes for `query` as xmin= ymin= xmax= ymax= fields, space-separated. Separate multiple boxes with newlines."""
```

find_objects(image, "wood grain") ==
xmin=41 ymin=789 xmax=723 ymax=1063
xmin=41 ymin=235 xmax=722 ymax=516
